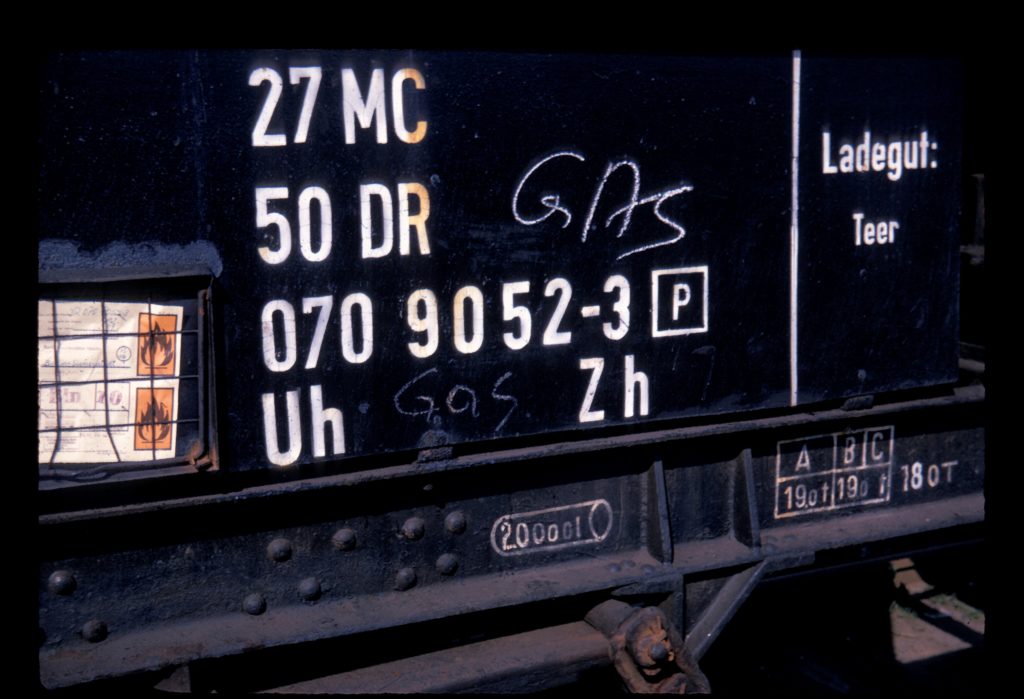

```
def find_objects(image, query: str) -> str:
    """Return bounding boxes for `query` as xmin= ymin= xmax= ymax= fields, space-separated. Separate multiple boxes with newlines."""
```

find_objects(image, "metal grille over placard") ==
xmin=37 ymin=283 xmax=212 ymax=484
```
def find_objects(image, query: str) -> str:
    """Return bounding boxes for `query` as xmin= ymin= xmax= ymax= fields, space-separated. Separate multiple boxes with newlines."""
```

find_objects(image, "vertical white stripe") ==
xmin=790 ymin=51 xmax=801 ymax=407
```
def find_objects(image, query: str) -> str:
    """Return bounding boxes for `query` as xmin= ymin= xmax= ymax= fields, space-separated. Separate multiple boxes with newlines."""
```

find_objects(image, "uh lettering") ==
xmin=262 ymin=385 xmax=344 ymax=466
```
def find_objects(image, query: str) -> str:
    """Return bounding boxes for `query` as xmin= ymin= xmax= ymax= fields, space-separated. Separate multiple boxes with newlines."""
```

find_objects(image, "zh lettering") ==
xmin=578 ymin=355 xmax=650 ymax=423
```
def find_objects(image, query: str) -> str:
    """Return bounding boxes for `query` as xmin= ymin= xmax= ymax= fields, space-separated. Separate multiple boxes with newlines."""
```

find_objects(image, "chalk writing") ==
xmin=393 ymin=367 xmax=519 ymax=434
xmin=511 ymin=150 xmax=694 ymax=261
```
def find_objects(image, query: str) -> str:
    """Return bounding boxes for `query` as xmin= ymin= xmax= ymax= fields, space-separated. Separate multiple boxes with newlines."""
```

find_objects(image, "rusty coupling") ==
xmin=585 ymin=600 xmax=710 ymax=694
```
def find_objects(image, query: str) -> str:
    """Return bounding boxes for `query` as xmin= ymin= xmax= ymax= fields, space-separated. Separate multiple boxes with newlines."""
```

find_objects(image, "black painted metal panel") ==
xmin=38 ymin=52 xmax=961 ymax=474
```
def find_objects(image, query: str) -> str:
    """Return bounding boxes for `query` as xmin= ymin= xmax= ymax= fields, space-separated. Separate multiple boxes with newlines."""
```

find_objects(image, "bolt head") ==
xmin=298 ymin=577 xmax=321 ymax=601
xmin=444 ymin=511 xmax=467 ymax=534
xmin=436 ymin=553 xmax=459 ymax=576
xmin=630 ymin=619 xmax=673 ymax=669
xmin=394 ymin=567 xmax=417 ymax=591
xmin=401 ymin=517 xmax=425 ymax=541
xmin=649 ymin=640 xmax=670 ymax=662
xmin=47 ymin=570 xmax=76 ymax=595
xmin=267 ymin=538 xmax=292 ymax=562
xmin=243 ymin=593 xmax=267 ymax=615
xmin=332 ymin=528 xmax=357 ymax=551
xmin=81 ymin=619 xmax=107 ymax=643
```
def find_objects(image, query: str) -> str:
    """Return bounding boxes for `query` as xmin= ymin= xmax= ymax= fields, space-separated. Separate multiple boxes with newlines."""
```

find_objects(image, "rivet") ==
xmin=395 ymin=567 xmax=417 ymax=591
xmin=243 ymin=593 xmax=266 ymax=615
xmin=444 ymin=511 xmax=467 ymax=534
xmin=401 ymin=517 xmax=425 ymax=541
xmin=267 ymin=538 xmax=292 ymax=562
xmin=81 ymin=619 xmax=107 ymax=643
xmin=641 ymin=564 xmax=656 ymax=576
xmin=436 ymin=553 xmax=459 ymax=576
xmin=608 ymin=563 xmax=622 ymax=573
xmin=332 ymin=528 xmax=357 ymax=551
xmin=47 ymin=570 xmax=76 ymax=595
xmin=298 ymin=577 xmax=321 ymax=601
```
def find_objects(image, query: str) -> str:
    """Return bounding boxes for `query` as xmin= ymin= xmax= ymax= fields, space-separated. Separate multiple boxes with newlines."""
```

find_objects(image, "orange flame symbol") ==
xmin=138 ymin=397 xmax=171 ymax=445
xmin=141 ymin=320 xmax=174 ymax=371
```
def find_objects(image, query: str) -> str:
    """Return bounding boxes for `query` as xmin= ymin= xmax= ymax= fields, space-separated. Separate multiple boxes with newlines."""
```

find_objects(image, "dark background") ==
xmin=38 ymin=51 xmax=960 ymax=472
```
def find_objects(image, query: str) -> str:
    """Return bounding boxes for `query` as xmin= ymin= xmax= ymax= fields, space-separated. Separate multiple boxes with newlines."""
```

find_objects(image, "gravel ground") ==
xmin=699 ymin=545 xmax=986 ymax=695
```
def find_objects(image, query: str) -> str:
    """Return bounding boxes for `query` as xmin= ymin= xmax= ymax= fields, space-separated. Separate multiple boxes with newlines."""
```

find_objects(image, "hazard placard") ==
xmin=137 ymin=313 xmax=178 ymax=377
xmin=38 ymin=300 xmax=183 ymax=464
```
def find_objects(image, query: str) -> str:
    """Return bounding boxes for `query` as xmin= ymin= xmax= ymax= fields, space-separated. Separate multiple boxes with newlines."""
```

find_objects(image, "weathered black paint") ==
xmin=33 ymin=52 xmax=983 ymax=694
xmin=797 ymin=57 xmax=961 ymax=401
xmin=37 ymin=390 xmax=984 ymax=688
xmin=37 ymin=51 xmax=961 ymax=473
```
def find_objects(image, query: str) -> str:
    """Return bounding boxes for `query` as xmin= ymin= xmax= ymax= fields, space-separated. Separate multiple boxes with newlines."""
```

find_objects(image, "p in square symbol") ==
xmin=651 ymin=266 xmax=708 ymax=337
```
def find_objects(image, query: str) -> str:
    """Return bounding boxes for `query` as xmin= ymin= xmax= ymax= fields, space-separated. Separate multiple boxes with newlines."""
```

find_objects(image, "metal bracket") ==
xmin=585 ymin=600 xmax=710 ymax=694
